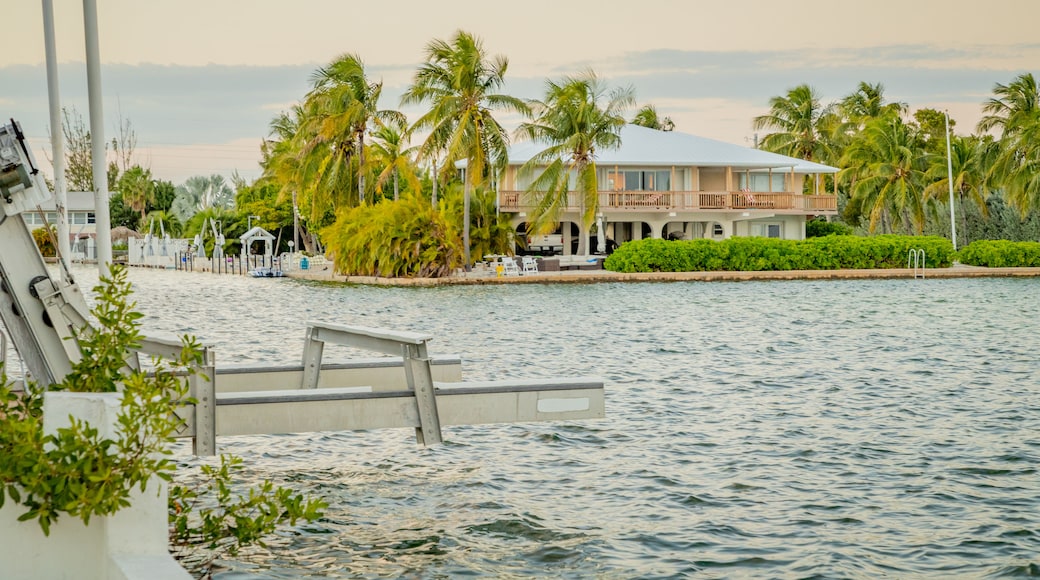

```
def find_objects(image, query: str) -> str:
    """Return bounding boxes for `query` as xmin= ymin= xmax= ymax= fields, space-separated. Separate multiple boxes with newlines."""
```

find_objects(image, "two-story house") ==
xmin=497 ymin=124 xmax=839 ymax=255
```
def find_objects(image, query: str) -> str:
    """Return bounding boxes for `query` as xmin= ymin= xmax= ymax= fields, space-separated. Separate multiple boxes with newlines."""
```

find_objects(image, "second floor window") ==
xmin=608 ymin=170 xmax=670 ymax=192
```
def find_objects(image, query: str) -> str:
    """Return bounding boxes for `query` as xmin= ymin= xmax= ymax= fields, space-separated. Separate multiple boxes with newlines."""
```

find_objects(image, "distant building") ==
xmin=23 ymin=191 xmax=99 ymax=260
xmin=22 ymin=190 xmax=97 ymax=234
xmin=493 ymin=124 xmax=839 ymax=254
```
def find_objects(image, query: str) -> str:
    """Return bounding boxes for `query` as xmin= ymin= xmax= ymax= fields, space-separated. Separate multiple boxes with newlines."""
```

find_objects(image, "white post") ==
xmin=83 ymin=0 xmax=112 ymax=271
xmin=945 ymin=110 xmax=957 ymax=251
xmin=292 ymin=190 xmax=299 ymax=255
xmin=42 ymin=0 xmax=72 ymax=268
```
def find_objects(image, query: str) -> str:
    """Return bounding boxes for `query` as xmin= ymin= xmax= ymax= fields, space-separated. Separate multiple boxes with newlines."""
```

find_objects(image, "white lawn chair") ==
xmin=500 ymin=257 xmax=520 ymax=276
xmin=521 ymin=256 xmax=539 ymax=275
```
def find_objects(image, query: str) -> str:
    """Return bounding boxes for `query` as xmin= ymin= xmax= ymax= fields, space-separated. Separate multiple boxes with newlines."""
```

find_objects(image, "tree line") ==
xmin=50 ymin=33 xmax=1039 ymax=273
xmin=753 ymin=76 xmax=1040 ymax=245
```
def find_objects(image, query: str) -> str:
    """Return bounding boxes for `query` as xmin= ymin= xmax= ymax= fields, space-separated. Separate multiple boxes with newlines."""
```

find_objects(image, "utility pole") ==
xmin=83 ymin=0 xmax=112 ymax=271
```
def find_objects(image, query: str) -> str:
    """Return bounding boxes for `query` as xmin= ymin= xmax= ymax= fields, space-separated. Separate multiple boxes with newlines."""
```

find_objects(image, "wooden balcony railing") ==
xmin=499 ymin=191 xmax=838 ymax=213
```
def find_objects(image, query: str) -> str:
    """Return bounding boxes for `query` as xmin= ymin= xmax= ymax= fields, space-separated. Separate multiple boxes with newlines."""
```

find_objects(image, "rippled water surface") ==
xmin=74 ymin=268 xmax=1040 ymax=578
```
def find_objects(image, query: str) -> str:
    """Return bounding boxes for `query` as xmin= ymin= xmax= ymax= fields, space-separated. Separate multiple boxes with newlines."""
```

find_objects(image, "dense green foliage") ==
xmin=755 ymin=75 xmax=1040 ymax=242
xmin=604 ymin=235 xmax=954 ymax=273
xmin=0 ymin=266 xmax=198 ymax=534
xmin=31 ymin=225 xmax=57 ymax=257
xmin=957 ymin=240 xmax=1040 ymax=267
xmin=0 ymin=267 xmax=324 ymax=562
xmin=170 ymin=454 xmax=327 ymax=560
xmin=323 ymin=186 xmax=513 ymax=278
xmin=806 ymin=218 xmax=852 ymax=237
xmin=324 ymin=191 xmax=454 ymax=277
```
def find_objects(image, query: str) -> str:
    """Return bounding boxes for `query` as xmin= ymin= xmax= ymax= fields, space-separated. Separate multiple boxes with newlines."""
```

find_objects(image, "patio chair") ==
xmin=521 ymin=256 xmax=539 ymax=275
xmin=501 ymin=257 xmax=520 ymax=276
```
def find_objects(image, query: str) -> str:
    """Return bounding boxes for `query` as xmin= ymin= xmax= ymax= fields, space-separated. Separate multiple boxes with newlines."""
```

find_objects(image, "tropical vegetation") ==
xmin=516 ymin=71 xmax=633 ymax=254
xmin=401 ymin=30 xmax=529 ymax=269
xmin=753 ymin=74 xmax=1040 ymax=247
xmin=604 ymin=235 xmax=955 ymax=273
xmin=50 ymin=41 xmax=1040 ymax=275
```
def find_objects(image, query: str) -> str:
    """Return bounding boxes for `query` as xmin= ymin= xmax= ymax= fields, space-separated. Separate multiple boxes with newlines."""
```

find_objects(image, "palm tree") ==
xmin=631 ymin=104 xmax=674 ymax=131
xmin=117 ymin=165 xmax=154 ymax=222
xmin=171 ymin=174 xmax=234 ymax=222
xmin=261 ymin=105 xmax=323 ymax=254
xmin=753 ymin=84 xmax=833 ymax=162
xmin=401 ymin=30 xmax=529 ymax=268
xmin=840 ymin=112 xmax=929 ymax=233
xmin=516 ymin=71 xmax=634 ymax=254
xmin=305 ymin=54 xmax=404 ymax=206
xmin=369 ymin=121 xmax=421 ymax=201
xmin=977 ymin=73 xmax=1039 ymax=136
xmin=839 ymin=82 xmax=907 ymax=126
xmin=978 ymin=73 xmax=1040 ymax=214
xmin=923 ymin=134 xmax=995 ymax=246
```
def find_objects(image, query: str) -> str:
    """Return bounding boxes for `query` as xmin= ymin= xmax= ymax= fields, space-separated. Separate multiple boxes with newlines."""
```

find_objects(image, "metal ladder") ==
xmin=908 ymin=248 xmax=926 ymax=279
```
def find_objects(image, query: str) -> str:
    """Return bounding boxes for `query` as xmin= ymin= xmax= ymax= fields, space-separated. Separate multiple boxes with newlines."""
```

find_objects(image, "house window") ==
xmin=46 ymin=212 xmax=57 ymax=224
xmin=611 ymin=170 xmax=671 ymax=191
xmin=738 ymin=173 xmax=786 ymax=192
xmin=753 ymin=222 xmax=783 ymax=238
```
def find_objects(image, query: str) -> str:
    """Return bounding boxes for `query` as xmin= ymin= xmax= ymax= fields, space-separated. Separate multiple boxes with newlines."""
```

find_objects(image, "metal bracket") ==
xmin=301 ymin=322 xmax=443 ymax=445
xmin=132 ymin=335 xmax=217 ymax=456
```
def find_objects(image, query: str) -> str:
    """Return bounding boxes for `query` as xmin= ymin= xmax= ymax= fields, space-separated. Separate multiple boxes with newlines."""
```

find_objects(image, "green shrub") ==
xmin=806 ymin=218 xmax=853 ymax=238
xmin=0 ymin=266 xmax=326 ymax=570
xmin=957 ymin=240 xmax=1040 ymax=267
xmin=604 ymin=235 xmax=954 ymax=273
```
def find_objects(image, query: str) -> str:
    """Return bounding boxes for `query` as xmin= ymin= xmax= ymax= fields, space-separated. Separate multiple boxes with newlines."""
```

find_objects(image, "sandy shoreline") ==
xmin=284 ymin=263 xmax=1040 ymax=286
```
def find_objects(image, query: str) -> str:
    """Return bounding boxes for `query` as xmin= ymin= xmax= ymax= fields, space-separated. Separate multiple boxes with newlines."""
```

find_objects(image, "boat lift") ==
xmin=0 ymin=119 xmax=605 ymax=455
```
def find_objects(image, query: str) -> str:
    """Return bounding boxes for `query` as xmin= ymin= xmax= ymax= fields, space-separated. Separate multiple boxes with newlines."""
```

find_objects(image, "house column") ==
xmin=726 ymin=167 xmax=733 ymax=192
xmin=768 ymin=168 xmax=773 ymax=192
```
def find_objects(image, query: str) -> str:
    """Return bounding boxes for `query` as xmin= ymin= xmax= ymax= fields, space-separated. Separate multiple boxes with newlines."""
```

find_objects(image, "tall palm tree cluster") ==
xmin=753 ymin=76 xmax=1040 ymax=242
xmin=259 ymin=30 xmax=639 ymax=274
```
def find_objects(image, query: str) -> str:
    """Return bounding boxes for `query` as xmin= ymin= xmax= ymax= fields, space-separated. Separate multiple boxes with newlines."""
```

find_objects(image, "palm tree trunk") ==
xmin=959 ymin=191 xmax=969 ymax=247
xmin=358 ymin=132 xmax=366 ymax=205
xmin=393 ymin=170 xmax=399 ymax=202
xmin=431 ymin=161 xmax=438 ymax=207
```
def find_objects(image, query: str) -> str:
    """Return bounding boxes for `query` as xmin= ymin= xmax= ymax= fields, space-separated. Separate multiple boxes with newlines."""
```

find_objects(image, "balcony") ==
xmin=499 ymin=191 xmax=838 ymax=214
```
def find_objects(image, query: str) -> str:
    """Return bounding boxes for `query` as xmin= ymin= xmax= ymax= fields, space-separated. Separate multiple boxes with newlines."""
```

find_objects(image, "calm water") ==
xmin=70 ymin=267 xmax=1040 ymax=578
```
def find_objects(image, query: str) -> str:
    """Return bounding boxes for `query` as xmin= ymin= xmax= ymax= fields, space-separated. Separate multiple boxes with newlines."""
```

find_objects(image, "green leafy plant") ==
xmin=0 ymin=265 xmax=325 ymax=567
xmin=957 ymin=240 xmax=1040 ymax=267
xmin=0 ymin=265 xmax=199 ymax=534
xmin=169 ymin=454 xmax=327 ymax=559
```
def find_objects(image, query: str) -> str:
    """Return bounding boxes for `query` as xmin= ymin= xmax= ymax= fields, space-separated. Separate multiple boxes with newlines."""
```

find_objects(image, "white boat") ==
xmin=249 ymin=268 xmax=285 ymax=278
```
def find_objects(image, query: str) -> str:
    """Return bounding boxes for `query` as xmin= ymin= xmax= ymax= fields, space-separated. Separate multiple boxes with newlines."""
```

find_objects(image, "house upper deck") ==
xmin=499 ymin=190 xmax=838 ymax=214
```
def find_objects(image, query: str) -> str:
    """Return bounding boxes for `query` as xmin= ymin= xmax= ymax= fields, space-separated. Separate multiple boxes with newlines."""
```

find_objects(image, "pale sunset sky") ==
xmin=2 ymin=0 xmax=1037 ymax=184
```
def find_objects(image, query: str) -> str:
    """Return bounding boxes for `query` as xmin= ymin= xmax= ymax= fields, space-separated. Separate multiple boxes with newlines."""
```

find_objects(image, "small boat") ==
xmin=249 ymin=267 xmax=285 ymax=278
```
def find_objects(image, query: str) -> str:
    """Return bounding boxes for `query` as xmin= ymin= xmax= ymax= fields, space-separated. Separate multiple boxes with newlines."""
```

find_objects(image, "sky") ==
xmin=2 ymin=0 xmax=1038 ymax=185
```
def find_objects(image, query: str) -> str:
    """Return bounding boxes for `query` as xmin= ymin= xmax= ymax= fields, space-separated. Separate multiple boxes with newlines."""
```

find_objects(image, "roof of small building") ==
xmin=239 ymin=225 xmax=275 ymax=241
xmin=34 ymin=191 xmax=98 ymax=212
xmin=504 ymin=124 xmax=839 ymax=174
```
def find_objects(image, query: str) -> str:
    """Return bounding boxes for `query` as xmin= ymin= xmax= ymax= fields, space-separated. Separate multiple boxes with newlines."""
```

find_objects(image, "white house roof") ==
xmin=504 ymin=124 xmax=839 ymax=174
xmin=239 ymin=226 xmax=275 ymax=241
xmin=34 ymin=191 xmax=97 ymax=211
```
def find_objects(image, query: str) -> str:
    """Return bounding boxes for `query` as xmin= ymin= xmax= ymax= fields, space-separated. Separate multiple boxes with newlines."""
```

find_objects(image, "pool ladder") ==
xmin=908 ymin=248 xmax=925 ymax=279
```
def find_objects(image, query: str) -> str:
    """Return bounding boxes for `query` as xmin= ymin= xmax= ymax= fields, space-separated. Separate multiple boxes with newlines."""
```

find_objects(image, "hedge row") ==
xmin=957 ymin=240 xmax=1040 ymax=267
xmin=603 ymin=235 xmax=955 ymax=273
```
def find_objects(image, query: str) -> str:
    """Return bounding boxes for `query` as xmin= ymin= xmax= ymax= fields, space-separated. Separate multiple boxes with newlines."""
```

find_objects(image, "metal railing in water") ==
xmin=908 ymin=248 xmax=926 ymax=279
